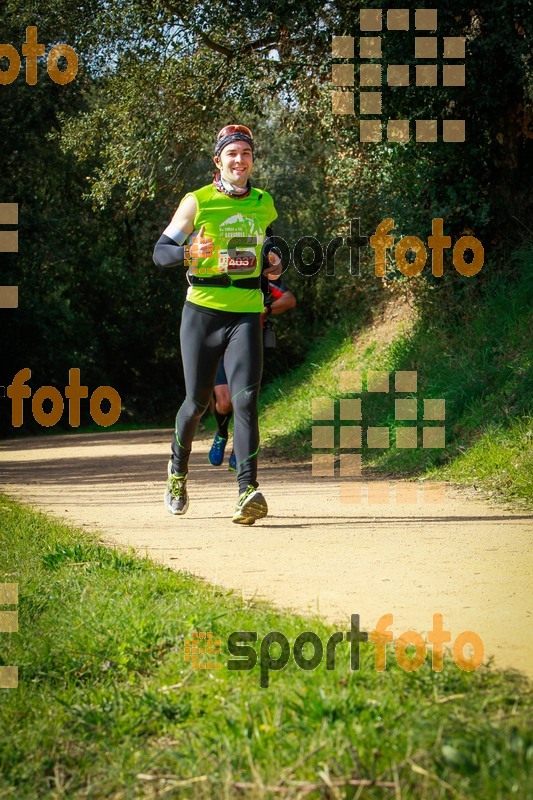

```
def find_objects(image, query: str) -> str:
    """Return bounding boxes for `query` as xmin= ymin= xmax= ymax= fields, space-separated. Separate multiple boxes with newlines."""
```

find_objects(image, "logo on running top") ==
xmin=218 ymin=214 xmax=263 ymax=275
xmin=185 ymin=214 xmax=266 ymax=276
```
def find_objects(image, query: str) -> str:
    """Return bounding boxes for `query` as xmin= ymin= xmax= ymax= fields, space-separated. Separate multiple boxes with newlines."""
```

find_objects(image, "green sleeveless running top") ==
xmin=185 ymin=184 xmax=277 ymax=313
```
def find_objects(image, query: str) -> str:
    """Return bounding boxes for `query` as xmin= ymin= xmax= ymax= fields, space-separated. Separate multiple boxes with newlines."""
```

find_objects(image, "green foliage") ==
xmin=259 ymin=247 xmax=533 ymax=502
xmin=1 ymin=0 xmax=531 ymax=439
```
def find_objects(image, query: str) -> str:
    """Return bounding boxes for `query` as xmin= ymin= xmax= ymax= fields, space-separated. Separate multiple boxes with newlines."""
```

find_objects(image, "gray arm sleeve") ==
xmin=153 ymin=234 xmax=185 ymax=268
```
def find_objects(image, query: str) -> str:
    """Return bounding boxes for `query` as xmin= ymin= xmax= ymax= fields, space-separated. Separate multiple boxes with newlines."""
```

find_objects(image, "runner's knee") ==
xmin=183 ymin=395 xmax=210 ymax=419
xmin=215 ymin=385 xmax=232 ymax=415
xmin=216 ymin=398 xmax=233 ymax=415
xmin=232 ymin=386 xmax=259 ymax=416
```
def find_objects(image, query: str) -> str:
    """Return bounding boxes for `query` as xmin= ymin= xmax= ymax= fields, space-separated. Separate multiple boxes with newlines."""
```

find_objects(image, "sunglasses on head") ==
xmin=217 ymin=124 xmax=253 ymax=140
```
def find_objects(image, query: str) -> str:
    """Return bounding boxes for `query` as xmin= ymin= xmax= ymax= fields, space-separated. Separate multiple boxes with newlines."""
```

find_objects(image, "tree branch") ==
xmin=240 ymin=34 xmax=279 ymax=54
xmin=197 ymin=29 xmax=233 ymax=56
xmin=195 ymin=28 xmax=279 ymax=58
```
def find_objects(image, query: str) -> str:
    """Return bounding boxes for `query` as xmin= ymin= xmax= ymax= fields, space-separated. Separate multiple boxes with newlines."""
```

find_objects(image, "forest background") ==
xmin=0 ymin=0 xmax=531 ymax=442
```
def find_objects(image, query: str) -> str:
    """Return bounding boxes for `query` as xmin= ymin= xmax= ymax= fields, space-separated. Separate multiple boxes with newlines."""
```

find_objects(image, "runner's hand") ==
xmin=189 ymin=225 xmax=214 ymax=259
xmin=262 ymin=250 xmax=282 ymax=278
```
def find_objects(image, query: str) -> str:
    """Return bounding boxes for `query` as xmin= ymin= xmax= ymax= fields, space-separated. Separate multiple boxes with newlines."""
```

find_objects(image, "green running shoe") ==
xmin=164 ymin=461 xmax=189 ymax=515
xmin=232 ymin=485 xmax=268 ymax=525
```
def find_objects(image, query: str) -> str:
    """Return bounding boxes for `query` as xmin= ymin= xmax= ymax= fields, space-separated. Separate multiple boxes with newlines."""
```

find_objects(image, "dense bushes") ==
xmin=0 ymin=1 xmax=530 ymax=432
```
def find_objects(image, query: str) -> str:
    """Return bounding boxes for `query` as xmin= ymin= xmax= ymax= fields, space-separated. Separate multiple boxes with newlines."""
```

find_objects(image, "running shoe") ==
xmin=228 ymin=450 xmax=237 ymax=472
xmin=208 ymin=433 xmax=227 ymax=466
xmin=164 ymin=461 xmax=189 ymax=515
xmin=232 ymin=485 xmax=268 ymax=525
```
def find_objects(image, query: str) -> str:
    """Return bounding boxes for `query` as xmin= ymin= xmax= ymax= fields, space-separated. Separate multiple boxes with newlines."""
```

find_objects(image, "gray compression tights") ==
xmin=171 ymin=302 xmax=263 ymax=493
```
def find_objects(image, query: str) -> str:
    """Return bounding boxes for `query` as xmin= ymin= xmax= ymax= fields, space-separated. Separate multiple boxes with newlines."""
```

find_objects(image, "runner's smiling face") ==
xmin=215 ymin=140 xmax=254 ymax=187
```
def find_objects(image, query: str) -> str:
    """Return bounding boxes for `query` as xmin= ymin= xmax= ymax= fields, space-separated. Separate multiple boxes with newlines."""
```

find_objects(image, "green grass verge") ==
xmin=0 ymin=497 xmax=532 ymax=798
xmin=259 ymin=252 xmax=533 ymax=503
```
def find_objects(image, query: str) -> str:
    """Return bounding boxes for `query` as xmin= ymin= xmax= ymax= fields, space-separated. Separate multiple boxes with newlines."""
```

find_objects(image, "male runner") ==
xmin=209 ymin=274 xmax=296 ymax=470
xmin=153 ymin=124 xmax=280 ymax=525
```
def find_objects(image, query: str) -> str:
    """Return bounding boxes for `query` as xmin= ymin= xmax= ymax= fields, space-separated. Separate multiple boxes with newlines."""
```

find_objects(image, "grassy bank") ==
xmin=0 ymin=496 xmax=532 ymax=798
xmin=259 ymin=251 xmax=533 ymax=504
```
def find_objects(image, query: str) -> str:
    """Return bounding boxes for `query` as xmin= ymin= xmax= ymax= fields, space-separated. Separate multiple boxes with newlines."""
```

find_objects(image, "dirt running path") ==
xmin=1 ymin=429 xmax=532 ymax=676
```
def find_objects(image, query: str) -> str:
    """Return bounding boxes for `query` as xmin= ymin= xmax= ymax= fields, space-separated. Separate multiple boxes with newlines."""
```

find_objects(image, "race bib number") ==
xmin=218 ymin=250 xmax=257 ymax=275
